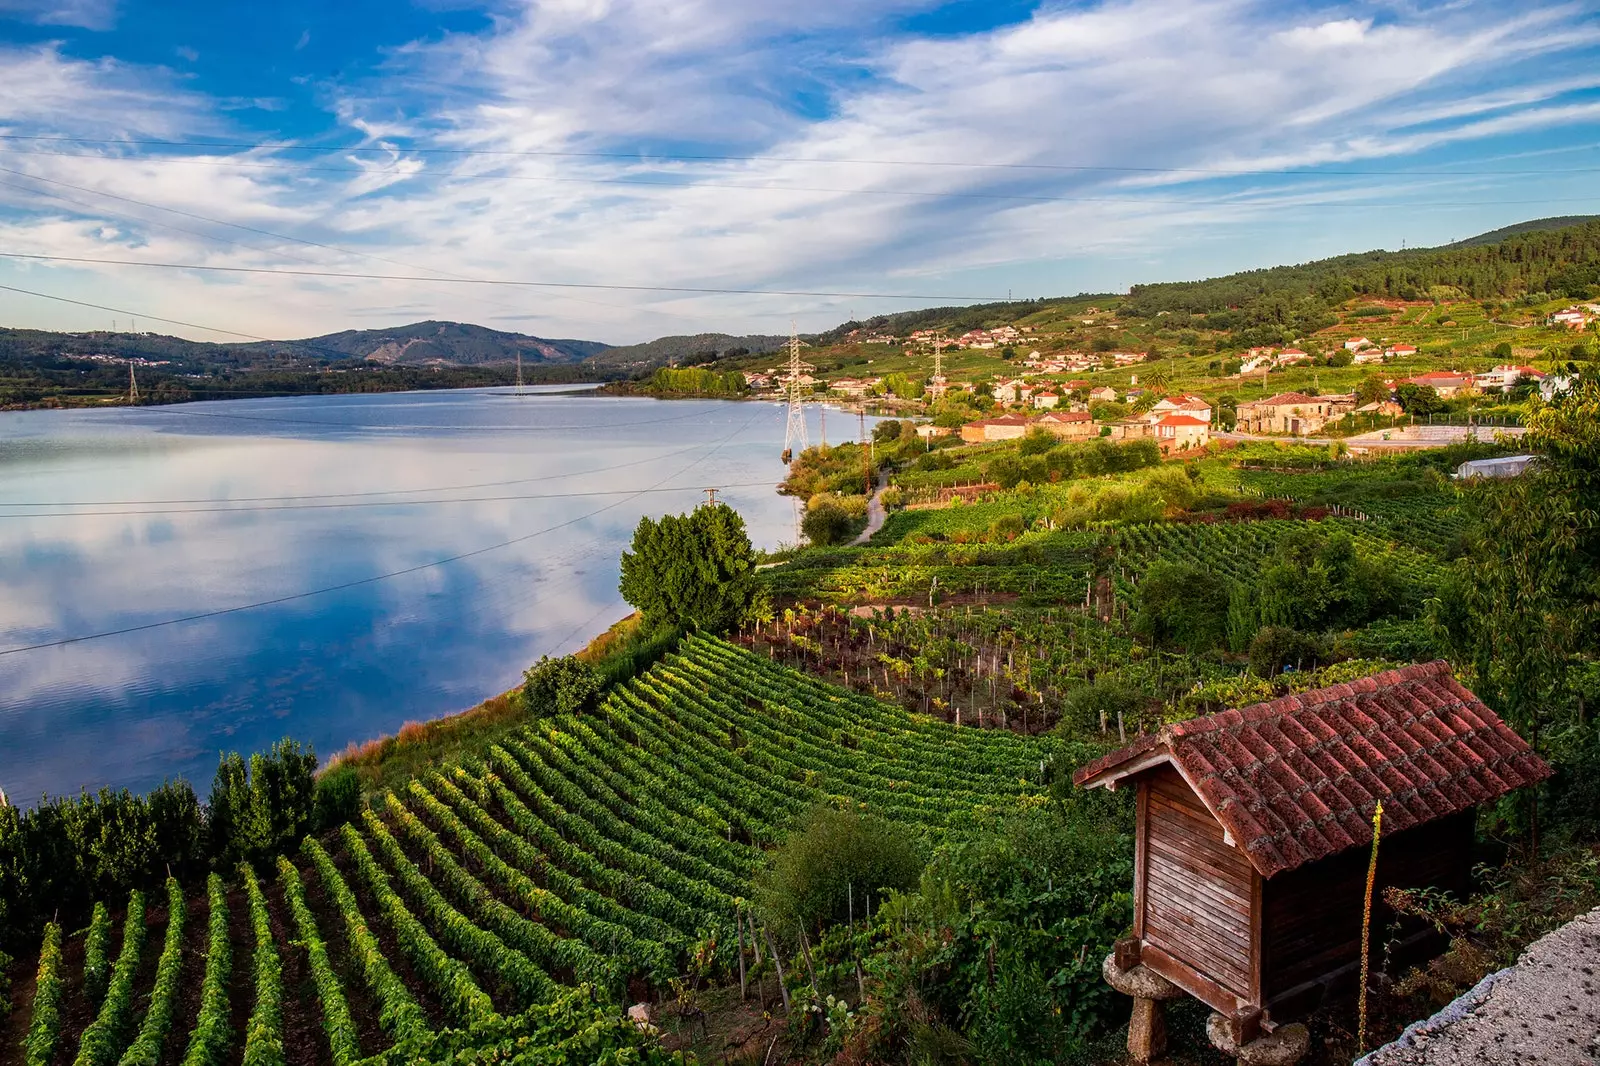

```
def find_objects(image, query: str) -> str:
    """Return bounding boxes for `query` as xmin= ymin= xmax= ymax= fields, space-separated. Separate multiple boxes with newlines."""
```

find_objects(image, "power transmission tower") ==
xmin=859 ymin=410 xmax=871 ymax=495
xmin=781 ymin=324 xmax=812 ymax=464
xmin=126 ymin=359 xmax=140 ymax=404
xmin=703 ymin=487 xmax=720 ymax=506
xmin=516 ymin=351 xmax=525 ymax=396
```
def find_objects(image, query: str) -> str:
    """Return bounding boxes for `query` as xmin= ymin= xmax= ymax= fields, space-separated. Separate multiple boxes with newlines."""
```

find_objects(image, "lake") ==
xmin=0 ymin=387 xmax=856 ymax=804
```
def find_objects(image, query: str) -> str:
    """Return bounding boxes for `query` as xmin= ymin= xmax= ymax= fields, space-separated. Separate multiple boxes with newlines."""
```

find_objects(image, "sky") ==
xmin=0 ymin=0 xmax=1599 ymax=345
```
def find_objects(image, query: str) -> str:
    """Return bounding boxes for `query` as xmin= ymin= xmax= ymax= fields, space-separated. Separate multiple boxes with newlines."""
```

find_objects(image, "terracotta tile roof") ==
xmin=1247 ymin=392 xmax=1317 ymax=406
xmin=1157 ymin=414 xmax=1209 ymax=427
xmin=1073 ymin=662 xmax=1550 ymax=878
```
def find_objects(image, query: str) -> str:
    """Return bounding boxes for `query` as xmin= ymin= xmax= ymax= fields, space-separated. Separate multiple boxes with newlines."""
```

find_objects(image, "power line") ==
xmin=0 ymin=164 xmax=709 ymax=324
xmin=0 ymin=435 xmax=715 ymax=506
xmin=0 ymin=480 xmax=779 ymax=518
xmin=2 ymin=133 xmax=1597 ymax=177
xmin=114 ymin=397 xmax=720 ymax=432
xmin=0 ymin=252 xmax=1003 ymax=301
xmin=0 ymin=407 xmax=766 ymax=656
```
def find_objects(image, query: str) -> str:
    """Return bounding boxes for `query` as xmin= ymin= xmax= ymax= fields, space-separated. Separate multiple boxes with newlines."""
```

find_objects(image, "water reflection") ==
xmin=0 ymin=387 xmax=848 ymax=803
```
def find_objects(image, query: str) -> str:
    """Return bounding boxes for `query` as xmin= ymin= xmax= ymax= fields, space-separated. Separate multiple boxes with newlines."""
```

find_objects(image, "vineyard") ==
xmin=0 ymin=636 xmax=1044 ymax=1066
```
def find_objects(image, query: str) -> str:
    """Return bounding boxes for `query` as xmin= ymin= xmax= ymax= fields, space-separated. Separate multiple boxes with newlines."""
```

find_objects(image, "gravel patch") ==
xmin=1357 ymin=906 xmax=1600 ymax=1065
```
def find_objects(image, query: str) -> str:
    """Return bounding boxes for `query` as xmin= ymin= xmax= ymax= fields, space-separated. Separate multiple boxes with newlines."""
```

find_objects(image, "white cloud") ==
xmin=0 ymin=0 xmax=116 ymax=30
xmin=1 ymin=1 xmax=1599 ymax=342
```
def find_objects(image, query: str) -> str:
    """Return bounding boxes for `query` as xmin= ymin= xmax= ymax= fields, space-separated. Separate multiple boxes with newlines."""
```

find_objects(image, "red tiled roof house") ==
xmin=1075 ymin=662 xmax=1548 ymax=1043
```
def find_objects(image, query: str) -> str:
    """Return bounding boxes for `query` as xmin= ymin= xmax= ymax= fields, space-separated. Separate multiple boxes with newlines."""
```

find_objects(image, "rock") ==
xmin=627 ymin=1002 xmax=653 ymax=1031
xmin=1102 ymin=953 xmax=1184 ymax=1000
xmin=1206 ymin=1013 xmax=1310 ymax=1065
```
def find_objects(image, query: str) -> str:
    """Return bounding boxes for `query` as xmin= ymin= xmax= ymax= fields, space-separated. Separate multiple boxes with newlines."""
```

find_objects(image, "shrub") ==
xmin=756 ymin=807 xmax=924 ymax=935
xmin=520 ymin=655 xmax=603 ymax=716
xmin=312 ymin=765 xmax=362 ymax=832
xmin=1248 ymin=626 xmax=1325 ymax=677
xmin=802 ymin=502 xmax=853 ymax=546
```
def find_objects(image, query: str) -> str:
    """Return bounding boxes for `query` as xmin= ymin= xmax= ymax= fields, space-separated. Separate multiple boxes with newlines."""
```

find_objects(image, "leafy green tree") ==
xmin=872 ymin=419 xmax=903 ymax=443
xmin=312 ymin=766 xmax=362 ymax=832
xmin=619 ymin=502 xmax=757 ymax=632
xmin=521 ymin=654 xmax=603 ymax=715
xmin=1395 ymin=382 xmax=1443 ymax=414
xmin=1132 ymin=561 xmax=1232 ymax=652
xmin=801 ymin=502 xmax=853 ymax=546
xmin=1355 ymin=375 xmax=1391 ymax=406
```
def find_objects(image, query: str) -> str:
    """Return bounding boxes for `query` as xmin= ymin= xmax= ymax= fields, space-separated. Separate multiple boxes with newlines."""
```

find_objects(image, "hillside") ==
xmin=237 ymin=320 xmax=610 ymax=366
xmin=585 ymin=332 xmax=788 ymax=369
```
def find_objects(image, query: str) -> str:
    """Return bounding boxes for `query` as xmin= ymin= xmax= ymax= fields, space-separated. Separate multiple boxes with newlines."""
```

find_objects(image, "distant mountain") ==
xmin=585 ymin=333 xmax=789 ymax=370
xmin=238 ymin=321 xmax=610 ymax=366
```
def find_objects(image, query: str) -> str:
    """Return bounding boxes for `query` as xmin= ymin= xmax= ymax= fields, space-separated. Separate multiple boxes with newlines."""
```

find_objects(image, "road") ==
xmin=852 ymin=470 xmax=890 ymax=545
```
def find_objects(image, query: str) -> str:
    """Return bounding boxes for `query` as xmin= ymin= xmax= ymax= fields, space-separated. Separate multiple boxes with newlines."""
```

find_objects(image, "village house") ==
xmin=828 ymin=376 xmax=882 ymax=398
xmin=1404 ymin=371 xmax=1475 ymax=399
xmin=991 ymin=379 xmax=1035 ymax=405
xmin=1551 ymin=307 xmax=1591 ymax=330
xmin=1274 ymin=349 xmax=1312 ymax=366
xmin=1102 ymin=419 xmax=1155 ymax=441
xmin=959 ymin=330 xmax=997 ymax=349
xmin=1237 ymin=355 xmax=1273 ymax=376
xmin=1234 ymin=392 xmax=1355 ymax=436
xmin=1475 ymin=364 xmax=1546 ymax=392
xmin=959 ymin=413 xmax=1033 ymax=443
xmin=1147 ymin=394 xmax=1213 ymax=425
xmin=1155 ymin=414 xmax=1210 ymax=453
xmin=1033 ymin=390 xmax=1061 ymax=409
xmin=1385 ymin=343 xmax=1417 ymax=357
xmin=1351 ymin=349 xmax=1388 ymax=365
xmin=1343 ymin=336 xmax=1373 ymax=351
xmin=1036 ymin=410 xmax=1096 ymax=440
xmin=1111 ymin=351 xmax=1149 ymax=366
xmin=915 ymin=424 xmax=953 ymax=441
xmin=1089 ymin=385 xmax=1119 ymax=403
xmin=1354 ymin=399 xmax=1405 ymax=418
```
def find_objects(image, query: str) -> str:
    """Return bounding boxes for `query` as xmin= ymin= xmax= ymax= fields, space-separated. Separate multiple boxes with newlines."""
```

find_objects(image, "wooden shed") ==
xmin=1075 ymin=661 xmax=1549 ymax=1035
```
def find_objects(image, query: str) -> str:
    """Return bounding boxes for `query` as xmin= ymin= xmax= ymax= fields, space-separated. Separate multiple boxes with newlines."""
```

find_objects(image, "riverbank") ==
xmin=321 ymin=612 xmax=678 ymax=797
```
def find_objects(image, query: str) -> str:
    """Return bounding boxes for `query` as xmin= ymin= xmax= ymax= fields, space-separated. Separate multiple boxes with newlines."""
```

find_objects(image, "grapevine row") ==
xmin=116 ymin=878 xmax=186 ymax=1066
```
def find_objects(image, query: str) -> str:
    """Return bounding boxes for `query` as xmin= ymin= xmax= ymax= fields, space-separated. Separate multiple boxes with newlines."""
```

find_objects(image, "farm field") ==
xmin=0 ymin=636 xmax=1044 ymax=1066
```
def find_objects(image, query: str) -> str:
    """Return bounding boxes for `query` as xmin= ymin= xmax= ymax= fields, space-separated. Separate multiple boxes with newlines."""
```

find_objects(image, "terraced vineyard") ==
xmin=2 ymin=635 xmax=1044 ymax=1066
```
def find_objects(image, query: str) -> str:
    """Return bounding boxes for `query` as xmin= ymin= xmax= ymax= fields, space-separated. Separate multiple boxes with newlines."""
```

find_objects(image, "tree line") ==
xmin=0 ymin=740 xmax=359 ymax=952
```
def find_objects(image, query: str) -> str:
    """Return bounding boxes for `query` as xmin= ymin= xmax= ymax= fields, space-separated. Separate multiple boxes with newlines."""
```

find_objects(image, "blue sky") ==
xmin=1 ymin=0 xmax=1599 ymax=343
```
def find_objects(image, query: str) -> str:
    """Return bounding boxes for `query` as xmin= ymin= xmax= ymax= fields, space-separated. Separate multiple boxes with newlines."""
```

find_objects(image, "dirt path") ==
xmin=850 ymin=470 xmax=890 ymax=546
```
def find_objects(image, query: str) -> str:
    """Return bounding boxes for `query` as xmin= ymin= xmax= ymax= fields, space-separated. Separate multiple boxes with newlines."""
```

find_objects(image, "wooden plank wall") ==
xmin=1141 ymin=766 xmax=1255 ymax=999
xmin=1261 ymin=808 xmax=1474 ymax=1014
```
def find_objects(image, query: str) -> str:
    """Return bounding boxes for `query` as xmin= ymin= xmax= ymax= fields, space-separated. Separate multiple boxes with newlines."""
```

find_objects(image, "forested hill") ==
xmin=1122 ymin=217 xmax=1600 ymax=327
xmin=586 ymin=332 xmax=789 ymax=369
xmin=240 ymin=321 xmax=610 ymax=365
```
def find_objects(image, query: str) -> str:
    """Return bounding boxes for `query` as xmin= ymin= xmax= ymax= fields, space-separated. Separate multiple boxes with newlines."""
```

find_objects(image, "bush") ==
xmin=312 ymin=766 xmax=362 ymax=832
xmin=756 ymin=807 xmax=924 ymax=935
xmin=1133 ymin=561 xmax=1232 ymax=652
xmin=521 ymin=655 xmax=603 ymax=716
xmin=1248 ymin=626 xmax=1325 ymax=677
xmin=802 ymin=502 xmax=853 ymax=546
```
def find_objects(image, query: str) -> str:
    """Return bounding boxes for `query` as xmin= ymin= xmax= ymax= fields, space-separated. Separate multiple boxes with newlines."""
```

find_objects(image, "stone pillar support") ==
xmin=1205 ymin=1011 xmax=1311 ymax=1066
xmin=1103 ymin=948 xmax=1184 ymax=1064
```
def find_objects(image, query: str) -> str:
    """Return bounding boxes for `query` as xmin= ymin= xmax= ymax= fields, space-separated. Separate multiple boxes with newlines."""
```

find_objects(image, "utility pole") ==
xmin=126 ymin=359 xmax=140 ymax=404
xmin=781 ymin=323 xmax=813 ymax=464
xmin=859 ymin=410 xmax=871 ymax=495
xmin=820 ymin=404 xmax=827 ymax=448
xmin=703 ymin=487 xmax=720 ymax=506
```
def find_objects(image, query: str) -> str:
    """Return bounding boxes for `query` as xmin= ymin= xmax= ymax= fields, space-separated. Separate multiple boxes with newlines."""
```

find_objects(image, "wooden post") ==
xmin=800 ymin=929 xmax=822 ymax=1003
xmin=737 ymin=906 xmax=748 ymax=1001
xmin=762 ymin=926 xmax=791 ymax=1012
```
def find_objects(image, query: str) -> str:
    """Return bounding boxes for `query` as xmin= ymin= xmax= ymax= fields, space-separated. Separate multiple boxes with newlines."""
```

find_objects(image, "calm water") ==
xmin=0 ymin=387 xmax=851 ymax=804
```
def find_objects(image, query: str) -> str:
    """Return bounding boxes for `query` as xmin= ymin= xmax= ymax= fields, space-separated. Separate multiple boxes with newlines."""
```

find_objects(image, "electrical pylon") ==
xmin=516 ymin=351 xmax=525 ymax=396
xmin=781 ymin=324 xmax=812 ymax=464
xmin=126 ymin=359 xmax=140 ymax=404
